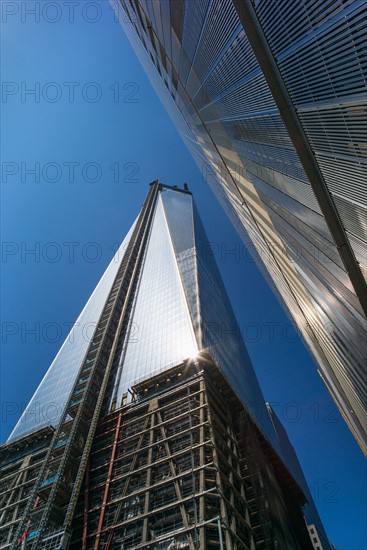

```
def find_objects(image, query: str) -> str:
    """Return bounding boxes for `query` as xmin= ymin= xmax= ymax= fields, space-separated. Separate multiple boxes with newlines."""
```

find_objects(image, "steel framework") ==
xmin=69 ymin=360 xmax=312 ymax=550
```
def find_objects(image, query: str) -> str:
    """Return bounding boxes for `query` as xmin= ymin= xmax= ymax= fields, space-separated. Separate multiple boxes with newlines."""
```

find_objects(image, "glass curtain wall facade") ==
xmin=111 ymin=0 xmax=367 ymax=454
xmin=7 ymin=224 xmax=137 ymax=442
xmin=8 ymin=186 xmax=275 ymax=446
xmin=1 ymin=183 xmax=328 ymax=549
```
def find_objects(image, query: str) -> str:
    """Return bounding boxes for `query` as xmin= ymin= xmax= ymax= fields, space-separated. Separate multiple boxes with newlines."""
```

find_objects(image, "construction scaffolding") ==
xmin=69 ymin=360 xmax=312 ymax=550
xmin=0 ymin=428 xmax=53 ymax=548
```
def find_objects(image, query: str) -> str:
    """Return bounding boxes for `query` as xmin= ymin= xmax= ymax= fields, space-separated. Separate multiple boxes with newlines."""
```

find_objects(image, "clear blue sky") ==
xmin=1 ymin=3 xmax=365 ymax=548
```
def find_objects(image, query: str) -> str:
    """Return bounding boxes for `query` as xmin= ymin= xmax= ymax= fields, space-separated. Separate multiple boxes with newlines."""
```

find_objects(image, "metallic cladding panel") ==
xmin=113 ymin=0 xmax=367 ymax=452
xmin=254 ymin=0 xmax=367 ymax=268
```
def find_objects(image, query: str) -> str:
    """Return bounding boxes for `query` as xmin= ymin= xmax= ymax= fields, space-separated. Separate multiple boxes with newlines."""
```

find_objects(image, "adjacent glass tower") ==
xmin=111 ymin=0 xmax=367 ymax=454
xmin=1 ymin=183 xmax=328 ymax=549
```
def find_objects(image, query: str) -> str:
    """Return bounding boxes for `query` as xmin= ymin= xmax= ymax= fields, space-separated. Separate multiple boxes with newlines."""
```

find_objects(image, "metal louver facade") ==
xmin=112 ymin=0 xmax=367 ymax=453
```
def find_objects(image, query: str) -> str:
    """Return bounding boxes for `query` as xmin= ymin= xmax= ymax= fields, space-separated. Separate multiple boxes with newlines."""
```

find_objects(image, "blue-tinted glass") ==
xmin=114 ymin=194 xmax=198 ymax=405
xmin=8 ymin=223 xmax=137 ymax=442
xmin=193 ymin=204 xmax=277 ymax=444
xmin=161 ymin=188 xmax=277 ymax=445
xmin=160 ymin=188 xmax=201 ymax=340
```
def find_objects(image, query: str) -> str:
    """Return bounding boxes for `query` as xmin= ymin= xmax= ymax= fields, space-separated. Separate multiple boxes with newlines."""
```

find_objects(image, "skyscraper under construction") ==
xmin=0 ymin=182 xmax=328 ymax=549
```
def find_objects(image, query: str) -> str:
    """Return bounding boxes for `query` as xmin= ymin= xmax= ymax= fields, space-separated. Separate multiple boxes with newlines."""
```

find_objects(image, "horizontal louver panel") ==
xmin=230 ymin=139 xmax=308 ymax=183
xmin=181 ymin=0 xmax=210 ymax=64
xmin=347 ymin=232 xmax=367 ymax=270
xmin=199 ymin=73 xmax=276 ymax=118
xmin=333 ymin=195 xmax=367 ymax=238
xmin=255 ymin=0 xmax=355 ymax=55
xmin=194 ymin=29 xmax=258 ymax=108
xmin=279 ymin=7 xmax=366 ymax=105
xmin=220 ymin=114 xmax=293 ymax=148
xmin=299 ymin=103 xmax=367 ymax=159
xmin=191 ymin=0 xmax=239 ymax=83
xmin=316 ymin=154 xmax=367 ymax=206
